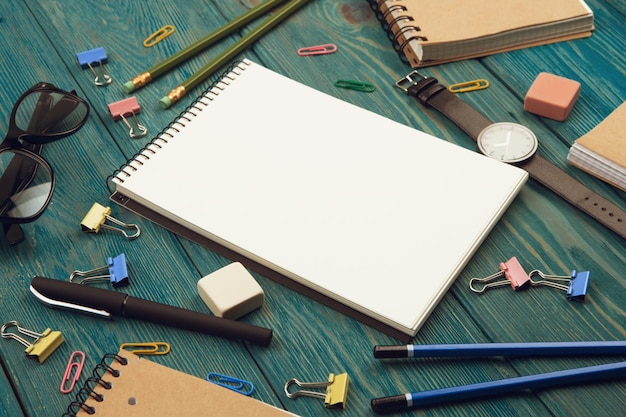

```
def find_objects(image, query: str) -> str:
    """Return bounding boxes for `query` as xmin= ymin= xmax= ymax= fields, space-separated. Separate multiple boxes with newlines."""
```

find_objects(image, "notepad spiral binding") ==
xmin=106 ymin=60 xmax=252 ymax=192
xmin=366 ymin=0 xmax=427 ymax=65
xmin=61 ymin=352 xmax=128 ymax=416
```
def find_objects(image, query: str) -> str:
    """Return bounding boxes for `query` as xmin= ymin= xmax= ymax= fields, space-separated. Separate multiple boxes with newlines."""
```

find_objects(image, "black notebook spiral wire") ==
xmin=366 ymin=0 xmax=427 ymax=64
xmin=62 ymin=352 xmax=128 ymax=416
xmin=106 ymin=60 xmax=251 ymax=195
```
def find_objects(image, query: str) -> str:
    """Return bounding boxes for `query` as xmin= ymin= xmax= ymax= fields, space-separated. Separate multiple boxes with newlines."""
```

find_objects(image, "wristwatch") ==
xmin=395 ymin=71 xmax=626 ymax=240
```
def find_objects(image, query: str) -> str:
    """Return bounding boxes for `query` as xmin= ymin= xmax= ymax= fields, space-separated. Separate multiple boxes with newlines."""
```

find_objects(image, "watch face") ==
xmin=477 ymin=122 xmax=538 ymax=163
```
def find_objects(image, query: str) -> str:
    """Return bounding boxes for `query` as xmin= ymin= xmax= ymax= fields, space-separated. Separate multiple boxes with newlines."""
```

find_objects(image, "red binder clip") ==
xmin=108 ymin=97 xmax=148 ymax=139
xmin=469 ymin=256 xmax=531 ymax=294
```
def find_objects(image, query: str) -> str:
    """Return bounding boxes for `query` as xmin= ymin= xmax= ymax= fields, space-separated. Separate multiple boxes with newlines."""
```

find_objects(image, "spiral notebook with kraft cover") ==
xmin=369 ymin=0 xmax=594 ymax=67
xmin=109 ymin=59 xmax=527 ymax=341
xmin=63 ymin=349 xmax=299 ymax=416
xmin=568 ymin=102 xmax=626 ymax=192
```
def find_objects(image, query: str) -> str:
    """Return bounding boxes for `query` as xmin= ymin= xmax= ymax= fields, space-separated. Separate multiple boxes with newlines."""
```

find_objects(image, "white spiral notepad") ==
xmin=110 ymin=59 xmax=528 ymax=340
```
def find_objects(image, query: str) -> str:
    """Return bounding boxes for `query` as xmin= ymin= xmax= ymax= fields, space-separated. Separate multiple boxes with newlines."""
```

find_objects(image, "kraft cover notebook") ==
xmin=109 ymin=59 xmax=528 ymax=341
xmin=369 ymin=0 xmax=594 ymax=67
xmin=64 ymin=349 xmax=299 ymax=416
xmin=567 ymin=102 xmax=626 ymax=192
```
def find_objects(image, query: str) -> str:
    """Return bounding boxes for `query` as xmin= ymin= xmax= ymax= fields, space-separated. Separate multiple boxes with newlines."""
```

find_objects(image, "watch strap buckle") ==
xmin=395 ymin=71 xmax=446 ymax=104
xmin=394 ymin=70 xmax=429 ymax=94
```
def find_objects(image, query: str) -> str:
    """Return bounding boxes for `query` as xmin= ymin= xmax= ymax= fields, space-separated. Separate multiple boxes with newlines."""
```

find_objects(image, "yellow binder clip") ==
xmin=284 ymin=373 xmax=350 ymax=409
xmin=1 ymin=320 xmax=64 ymax=363
xmin=80 ymin=202 xmax=141 ymax=240
xmin=120 ymin=342 xmax=171 ymax=355
xmin=448 ymin=79 xmax=490 ymax=93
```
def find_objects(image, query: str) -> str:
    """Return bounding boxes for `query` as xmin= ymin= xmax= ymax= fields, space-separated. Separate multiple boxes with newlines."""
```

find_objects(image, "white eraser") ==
xmin=197 ymin=262 xmax=264 ymax=319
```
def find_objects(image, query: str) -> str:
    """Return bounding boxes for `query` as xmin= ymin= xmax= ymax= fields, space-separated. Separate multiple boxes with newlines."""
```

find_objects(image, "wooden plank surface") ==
xmin=1 ymin=0 xmax=625 ymax=416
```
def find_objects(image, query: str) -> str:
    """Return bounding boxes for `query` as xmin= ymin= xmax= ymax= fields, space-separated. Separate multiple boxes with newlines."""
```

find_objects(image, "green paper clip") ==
xmin=1 ymin=321 xmax=64 ymax=363
xmin=334 ymin=80 xmax=375 ymax=93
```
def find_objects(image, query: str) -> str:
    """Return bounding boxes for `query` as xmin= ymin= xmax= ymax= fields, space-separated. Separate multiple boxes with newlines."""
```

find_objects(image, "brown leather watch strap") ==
xmin=520 ymin=156 xmax=626 ymax=239
xmin=398 ymin=71 xmax=626 ymax=240
xmin=406 ymin=76 xmax=492 ymax=140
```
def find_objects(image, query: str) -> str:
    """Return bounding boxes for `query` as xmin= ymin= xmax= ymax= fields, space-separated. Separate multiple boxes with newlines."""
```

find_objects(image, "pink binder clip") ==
xmin=469 ymin=256 xmax=531 ymax=294
xmin=108 ymin=97 xmax=148 ymax=139
xmin=60 ymin=351 xmax=86 ymax=394
xmin=297 ymin=43 xmax=337 ymax=56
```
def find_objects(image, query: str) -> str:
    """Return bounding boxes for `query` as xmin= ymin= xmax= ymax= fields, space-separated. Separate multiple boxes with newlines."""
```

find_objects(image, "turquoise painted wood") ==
xmin=0 ymin=0 xmax=625 ymax=416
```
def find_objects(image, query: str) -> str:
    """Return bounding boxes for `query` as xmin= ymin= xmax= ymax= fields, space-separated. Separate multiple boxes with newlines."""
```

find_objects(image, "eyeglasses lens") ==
xmin=0 ymin=150 xmax=53 ymax=220
xmin=14 ymin=89 xmax=88 ymax=135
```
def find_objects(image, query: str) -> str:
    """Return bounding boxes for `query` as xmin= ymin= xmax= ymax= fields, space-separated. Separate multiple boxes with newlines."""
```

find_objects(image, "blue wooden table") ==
xmin=1 ymin=1 xmax=625 ymax=416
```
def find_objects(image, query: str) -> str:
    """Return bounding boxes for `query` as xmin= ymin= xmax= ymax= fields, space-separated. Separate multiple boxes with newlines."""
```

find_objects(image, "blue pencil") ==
xmin=371 ymin=361 xmax=626 ymax=413
xmin=373 ymin=341 xmax=626 ymax=358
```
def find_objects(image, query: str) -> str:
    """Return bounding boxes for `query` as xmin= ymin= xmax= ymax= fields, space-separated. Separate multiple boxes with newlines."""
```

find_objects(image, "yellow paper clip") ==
xmin=448 ymin=79 xmax=489 ymax=93
xmin=120 ymin=342 xmax=171 ymax=355
xmin=334 ymin=80 xmax=376 ymax=93
xmin=60 ymin=351 xmax=86 ymax=394
xmin=284 ymin=373 xmax=350 ymax=409
xmin=80 ymin=202 xmax=141 ymax=240
xmin=143 ymin=25 xmax=175 ymax=47
xmin=1 ymin=320 xmax=64 ymax=364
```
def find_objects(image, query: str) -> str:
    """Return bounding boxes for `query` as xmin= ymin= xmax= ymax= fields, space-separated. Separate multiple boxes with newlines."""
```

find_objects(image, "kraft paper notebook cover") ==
xmin=369 ymin=0 xmax=594 ymax=67
xmin=109 ymin=59 xmax=528 ymax=341
xmin=64 ymin=349 xmax=299 ymax=416
xmin=568 ymin=102 xmax=626 ymax=192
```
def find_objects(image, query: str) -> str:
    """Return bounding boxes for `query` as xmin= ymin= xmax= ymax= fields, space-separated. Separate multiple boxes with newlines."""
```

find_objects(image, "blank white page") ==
xmin=112 ymin=59 xmax=527 ymax=336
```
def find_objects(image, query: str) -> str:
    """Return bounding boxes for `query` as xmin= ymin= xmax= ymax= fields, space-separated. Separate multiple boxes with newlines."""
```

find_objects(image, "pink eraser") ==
xmin=524 ymin=72 xmax=580 ymax=121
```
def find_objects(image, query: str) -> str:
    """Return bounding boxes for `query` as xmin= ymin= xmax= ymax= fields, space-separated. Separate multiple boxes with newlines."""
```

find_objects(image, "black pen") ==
xmin=30 ymin=276 xmax=272 ymax=346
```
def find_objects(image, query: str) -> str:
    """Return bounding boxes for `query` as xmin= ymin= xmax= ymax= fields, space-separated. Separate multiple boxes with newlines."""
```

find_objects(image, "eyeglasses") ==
xmin=0 ymin=83 xmax=89 ymax=246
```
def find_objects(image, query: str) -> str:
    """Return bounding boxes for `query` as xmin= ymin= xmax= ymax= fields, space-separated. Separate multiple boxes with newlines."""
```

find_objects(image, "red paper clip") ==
xmin=60 ymin=351 xmax=86 ymax=394
xmin=297 ymin=43 xmax=337 ymax=56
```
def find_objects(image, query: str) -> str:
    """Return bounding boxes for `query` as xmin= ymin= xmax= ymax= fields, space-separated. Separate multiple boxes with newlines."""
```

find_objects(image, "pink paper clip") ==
xmin=60 ymin=351 xmax=86 ymax=394
xmin=108 ymin=97 xmax=148 ymax=139
xmin=297 ymin=43 xmax=337 ymax=56
xmin=469 ymin=256 xmax=531 ymax=294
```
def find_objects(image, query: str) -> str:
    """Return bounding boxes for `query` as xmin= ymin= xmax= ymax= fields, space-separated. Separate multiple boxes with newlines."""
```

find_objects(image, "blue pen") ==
xmin=373 ymin=341 xmax=626 ymax=358
xmin=371 ymin=361 xmax=626 ymax=413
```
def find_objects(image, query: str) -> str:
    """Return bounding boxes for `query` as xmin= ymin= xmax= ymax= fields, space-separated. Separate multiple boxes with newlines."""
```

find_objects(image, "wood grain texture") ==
xmin=1 ymin=0 xmax=625 ymax=416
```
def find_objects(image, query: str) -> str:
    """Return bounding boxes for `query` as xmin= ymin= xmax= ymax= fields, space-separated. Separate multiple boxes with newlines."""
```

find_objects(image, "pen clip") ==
xmin=29 ymin=284 xmax=112 ymax=318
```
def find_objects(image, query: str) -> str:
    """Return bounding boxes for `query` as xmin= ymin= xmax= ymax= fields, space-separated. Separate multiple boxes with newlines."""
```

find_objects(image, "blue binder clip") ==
xmin=206 ymin=372 xmax=254 ymax=396
xmin=69 ymin=254 xmax=130 ymax=287
xmin=76 ymin=46 xmax=112 ymax=86
xmin=529 ymin=269 xmax=590 ymax=302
